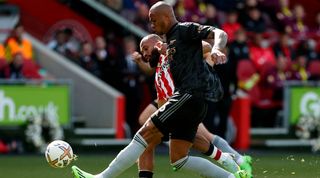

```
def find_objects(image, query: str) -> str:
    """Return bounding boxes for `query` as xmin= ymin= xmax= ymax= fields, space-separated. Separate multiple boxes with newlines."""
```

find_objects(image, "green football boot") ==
xmin=72 ymin=166 xmax=95 ymax=178
xmin=234 ymin=170 xmax=250 ymax=178
xmin=239 ymin=155 xmax=253 ymax=178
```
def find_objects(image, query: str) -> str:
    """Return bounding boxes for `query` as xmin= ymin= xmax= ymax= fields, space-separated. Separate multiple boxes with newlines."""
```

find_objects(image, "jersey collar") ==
xmin=165 ymin=22 xmax=179 ymax=41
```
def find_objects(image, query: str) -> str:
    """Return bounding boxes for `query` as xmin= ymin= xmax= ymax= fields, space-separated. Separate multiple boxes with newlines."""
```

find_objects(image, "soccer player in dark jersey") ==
xmin=71 ymin=2 xmax=249 ymax=178
xmin=133 ymin=34 xmax=247 ymax=177
xmin=134 ymin=34 xmax=252 ymax=178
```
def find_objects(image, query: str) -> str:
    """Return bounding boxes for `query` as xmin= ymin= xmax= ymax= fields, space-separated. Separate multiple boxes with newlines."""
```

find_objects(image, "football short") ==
xmin=149 ymin=100 xmax=169 ymax=141
xmin=151 ymin=91 xmax=208 ymax=142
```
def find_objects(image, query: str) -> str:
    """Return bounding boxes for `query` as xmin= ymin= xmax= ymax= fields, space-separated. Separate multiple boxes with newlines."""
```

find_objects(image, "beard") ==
xmin=149 ymin=48 xmax=160 ymax=68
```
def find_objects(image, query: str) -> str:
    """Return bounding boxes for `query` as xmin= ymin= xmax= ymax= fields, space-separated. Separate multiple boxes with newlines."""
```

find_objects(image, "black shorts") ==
xmin=150 ymin=100 xmax=170 ymax=142
xmin=151 ymin=91 xmax=208 ymax=142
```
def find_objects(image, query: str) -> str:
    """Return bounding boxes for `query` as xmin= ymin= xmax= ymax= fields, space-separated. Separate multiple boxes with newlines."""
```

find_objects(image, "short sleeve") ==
xmin=179 ymin=22 xmax=215 ymax=41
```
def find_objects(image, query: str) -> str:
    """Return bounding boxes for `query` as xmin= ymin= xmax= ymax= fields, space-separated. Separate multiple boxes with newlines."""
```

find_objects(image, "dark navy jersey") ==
xmin=165 ymin=22 xmax=223 ymax=102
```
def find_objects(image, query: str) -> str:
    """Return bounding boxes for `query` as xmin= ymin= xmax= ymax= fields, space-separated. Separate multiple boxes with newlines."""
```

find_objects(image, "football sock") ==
xmin=203 ymin=142 xmax=214 ymax=156
xmin=172 ymin=156 xmax=234 ymax=178
xmin=212 ymin=135 xmax=244 ymax=164
xmin=204 ymin=143 xmax=222 ymax=161
xmin=139 ymin=170 xmax=153 ymax=178
xmin=203 ymin=143 xmax=240 ymax=173
xmin=96 ymin=133 xmax=147 ymax=178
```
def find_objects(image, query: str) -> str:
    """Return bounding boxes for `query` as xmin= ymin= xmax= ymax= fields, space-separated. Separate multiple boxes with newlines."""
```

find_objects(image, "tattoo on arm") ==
xmin=207 ymin=30 xmax=215 ymax=39
xmin=209 ymin=28 xmax=228 ymax=50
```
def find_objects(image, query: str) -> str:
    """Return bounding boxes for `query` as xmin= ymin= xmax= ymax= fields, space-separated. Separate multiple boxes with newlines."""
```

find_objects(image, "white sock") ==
xmin=212 ymin=135 xmax=243 ymax=165
xmin=218 ymin=152 xmax=240 ymax=173
xmin=236 ymin=156 xmax=245 ymax=165
xmin=210 ymin=145 xmax=223 ymax=161
xmin=217 ymin=152 xmax=228 ymax=164
xmin=173 ymin=156 xmax=233 ymax=178
xmin=96 ymin=133 xmax=147 ymax=178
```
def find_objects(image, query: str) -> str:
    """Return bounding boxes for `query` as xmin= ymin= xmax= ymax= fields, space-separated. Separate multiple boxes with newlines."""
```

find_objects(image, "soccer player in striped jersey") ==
xmin=132 ymin=34 xmax=252 ymax=178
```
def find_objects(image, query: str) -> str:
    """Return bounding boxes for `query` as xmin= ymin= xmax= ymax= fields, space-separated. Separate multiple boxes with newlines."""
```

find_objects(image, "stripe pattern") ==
xmin=75 ymin=168 xmax=85 ymax=178
xmin=155 ymin=55 xmax=175 ymax=101
xmin=133 ymin=133 xmax=148 ymax=148
xmin=172 ymin=156 xmax=189 ymax=171
xmin=156 ymin=92 xmax=192 ymax=123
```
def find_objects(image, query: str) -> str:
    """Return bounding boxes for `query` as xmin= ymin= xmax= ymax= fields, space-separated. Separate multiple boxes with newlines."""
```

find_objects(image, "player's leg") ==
xmin=199 ymin=123 xmax=253 ymax=177
xmin=213 ymin=134 xmax=253 ymax=177
xmin=170 ymin=138 xmax=236 ymax=178
xmin=138 ymin=101 xmax=158 ymax=125
xmin=166 ymin=93 xmax=243 ymax=178
xmin=199 ymin=123 xmax=240 ymax=158
xmin=198 ymin=123 xmax=237 ymax=157
xmin=138 ymin=147 xmax=155 ymax=178
xmin=200 ymin=98 xmax=252 ymax=172
xmin=72 ymin=92 xmax=189 ymax=178
xmin=192 ymin=130 xmax=240 ymax=173
xmin=72 ymin=119 xmax=163 ymax=178
xmin=170 ymin=137 xmax=247 ymax=178
xmin=137 ymin=101 xmax=158 ymax=178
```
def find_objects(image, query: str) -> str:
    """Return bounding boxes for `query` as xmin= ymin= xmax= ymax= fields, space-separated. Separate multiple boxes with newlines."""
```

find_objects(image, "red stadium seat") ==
xmin=236 ymin=60 xmax=261 ymax=105
xmin=0 ymin=58 xmax=7 ymax=69
xmin=236 ymin=59 xmax=256 ymax=81
xmin=22 ymin=60 xmax=41 ymax=79
xmin=308 ymin=60 xmax=320 ymax=77
xmin=237 ymin=60 xmax=282 ymax=109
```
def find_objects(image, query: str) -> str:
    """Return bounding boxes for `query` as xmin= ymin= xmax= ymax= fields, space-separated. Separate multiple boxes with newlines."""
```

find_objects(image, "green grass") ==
xmin=1 ymin=153 xmax=320 ymax=178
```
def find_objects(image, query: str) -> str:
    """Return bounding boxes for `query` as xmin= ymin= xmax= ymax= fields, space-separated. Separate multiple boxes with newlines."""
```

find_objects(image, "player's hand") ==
xmin=132 ymin=51 xmax=143 ymax=63
xmin=211 ymin=48 xmax=227 ymax=65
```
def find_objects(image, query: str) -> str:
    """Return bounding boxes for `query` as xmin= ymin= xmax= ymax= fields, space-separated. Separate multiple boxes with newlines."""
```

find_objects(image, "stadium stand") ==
xmin=308 ymin=60 xmax=320 ymax=80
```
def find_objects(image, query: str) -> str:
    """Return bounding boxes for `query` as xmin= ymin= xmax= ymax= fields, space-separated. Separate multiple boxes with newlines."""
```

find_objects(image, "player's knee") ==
xmin=171 ymin=156 xmax=188 ymax=172
xmin=138 ymin=115 xmax=147 ymax=126
xmin=137 ymin=122 xmax=162 ymax=145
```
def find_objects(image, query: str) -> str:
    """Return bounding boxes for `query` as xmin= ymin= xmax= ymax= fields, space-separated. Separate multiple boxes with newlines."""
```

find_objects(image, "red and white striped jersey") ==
xmin=155 ymin=55 xmax=175 ymax=101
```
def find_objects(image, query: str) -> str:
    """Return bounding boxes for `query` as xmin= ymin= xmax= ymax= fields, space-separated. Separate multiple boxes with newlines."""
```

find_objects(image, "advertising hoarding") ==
xmin=0 ymin=85 xmax=70 ymax=126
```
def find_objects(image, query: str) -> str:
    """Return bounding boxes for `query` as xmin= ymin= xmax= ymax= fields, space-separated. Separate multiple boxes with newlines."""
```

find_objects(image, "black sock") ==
xmin=203 ymin=143 xmax=214 ymax=156
xmin=139 ymin=170 xmax=153 ymax=178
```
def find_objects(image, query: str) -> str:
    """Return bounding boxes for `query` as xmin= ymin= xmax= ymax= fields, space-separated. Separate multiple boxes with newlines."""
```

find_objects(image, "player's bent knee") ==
xmin=138 ymin=117 xmax=146 ymax=126
xmin=138 ymin=114 xmax=150 ymax=125
xmin=138 ymin=120 xmax=163 ymax=144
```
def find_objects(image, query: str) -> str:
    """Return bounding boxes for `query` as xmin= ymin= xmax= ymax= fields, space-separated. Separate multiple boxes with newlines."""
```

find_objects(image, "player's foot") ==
xmin=219 ymin=153 xmax=240 ymax=173
xmin=239 ymin=155 xmax=253 ymax=178
xmin=72 ymin=166 xmax=95 ymax=178
xmin=234 ymin=170 xmax=249 ymax=178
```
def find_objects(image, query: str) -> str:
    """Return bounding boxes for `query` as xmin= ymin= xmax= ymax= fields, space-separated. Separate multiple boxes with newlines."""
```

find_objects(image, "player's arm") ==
xmin=184 ymin=23 xmax=228 ymax=65
xmin=206 ymin=27 xmax=228 ymax=51
xmin=202 ymin=40 xmax=212 ymax=56
xmin=132 ymin=51 xmax=155 ymax=76
xmin=202 ymin=41 xmax=214 ymax=66
xmin=206 ymin=27 xmax=228 ymax=65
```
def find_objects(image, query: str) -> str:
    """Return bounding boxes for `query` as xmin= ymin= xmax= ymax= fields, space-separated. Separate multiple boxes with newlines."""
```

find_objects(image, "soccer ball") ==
xmin=45 ymin=140 xmax=74 ymax=168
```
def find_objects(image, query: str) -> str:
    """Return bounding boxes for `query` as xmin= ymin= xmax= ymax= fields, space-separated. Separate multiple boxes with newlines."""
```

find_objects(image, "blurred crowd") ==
xmin=0 ymin=23 xmax=50 ymax=80
xmin=92 ymin=0 xmax=320 ymax=130
xmin=45 ymin=27 xmax=149 ymax=136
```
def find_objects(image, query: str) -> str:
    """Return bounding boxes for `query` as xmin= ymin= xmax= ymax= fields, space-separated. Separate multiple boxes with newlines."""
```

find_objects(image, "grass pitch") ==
xmin=1 ymin=152 xmax=320 ymax=178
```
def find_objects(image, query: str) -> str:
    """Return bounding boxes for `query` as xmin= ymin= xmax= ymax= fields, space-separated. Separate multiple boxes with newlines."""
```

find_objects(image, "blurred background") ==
xmin=0 ymin=0 xmax=319 ymax=174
